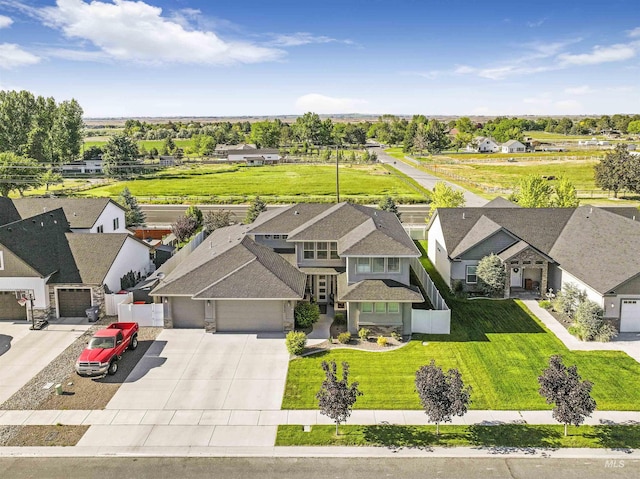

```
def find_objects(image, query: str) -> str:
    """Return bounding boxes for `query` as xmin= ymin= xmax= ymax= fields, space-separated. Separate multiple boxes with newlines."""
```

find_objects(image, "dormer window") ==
xmin=97 ymin=225 xmax=104 ymax=233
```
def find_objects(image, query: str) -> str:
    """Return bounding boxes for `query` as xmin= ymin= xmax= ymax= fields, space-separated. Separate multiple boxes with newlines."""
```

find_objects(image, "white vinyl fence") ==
xmin=403 ymin=224 xmax=427 ymax=240
xmin=409 ymin=257 xmax=451 ymax=334
xmin=118 ymin=299 xmax=164 ymax=327
xmin=104 ymin=292 xmax=132 ymax=316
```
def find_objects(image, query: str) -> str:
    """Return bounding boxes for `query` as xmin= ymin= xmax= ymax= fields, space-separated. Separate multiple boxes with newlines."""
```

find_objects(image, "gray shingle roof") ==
xmin=227 ymin=148 xmax=279 ymax=155
xmin=248 ymin=203 xmax=333 ymax=234
xmin=0 ymin=197 xmax=21 ymax=226
xmin=483 ymin=197 xmax=521 ymax=208
xmin=502 ymin=139 xmax=524 ymax=147
xmin=600 ymin=207 xmax=640 ymax=222
xmin=450 ymin=215 xmax=504 ymax=258
xmin=337 ymin=274 xmax=423 ymax=302
xmin=13 ymin=198 xmax=124 ymax=229
xmin=64 ymin=233 xmax=129 ymax=284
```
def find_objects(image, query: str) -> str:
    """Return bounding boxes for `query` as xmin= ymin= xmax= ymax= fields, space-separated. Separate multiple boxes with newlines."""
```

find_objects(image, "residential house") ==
xmin=427 ymin=198 xmax=640 ymax=332
xmin=214 ymin=143 xmax=257 ymax=156
xmin=227 ymin=148 xmax=281 ymax=166
xmin=60 ymin=159 xmax=103 ymax=174
xmin=467 ymin=137 xmax=499 ymax=153
xmin=159 ymin=155 xmax=177 ymax=167
xmin=150 ymin=202 xmax=424 ymax=335
xmin=501 ymin=139 xmax=526 ymax=153
xmin=0 ymin=206 xmax=152 ymax=321
xmin=13 ymin=198 xmax=127 ymax=233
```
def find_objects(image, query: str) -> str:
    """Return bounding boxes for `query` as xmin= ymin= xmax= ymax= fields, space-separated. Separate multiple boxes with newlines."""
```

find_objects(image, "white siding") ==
xmin=560 ymin=270 xmax=604 ymax=308
xmin=427 ymin=216 xmax=451 ymax=285
xmin=103 ymin=238 xmax=151 ymax=293
xmin=91 ymin=202 xmax=127 ymax=233
xmin=0 ymin=277 xmax=49 ymax=308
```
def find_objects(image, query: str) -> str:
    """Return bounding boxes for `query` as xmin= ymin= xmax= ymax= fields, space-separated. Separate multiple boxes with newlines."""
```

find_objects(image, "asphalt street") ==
xmin=0 ymin=457 xmax=637 ymax=479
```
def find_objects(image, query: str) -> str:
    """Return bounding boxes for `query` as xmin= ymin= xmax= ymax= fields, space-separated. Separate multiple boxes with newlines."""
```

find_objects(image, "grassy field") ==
xmin=276 ymin=424 xmax=640 ymax=448
xmin=281 ymin=242 xmax=640 ymax=411
xmin=440 ymin=150 xmax=603 ymax=161
xmin=83 ymin=138 xmax=195 ymax=152
xmin=75 ymin=163 xmax=429 ymax=203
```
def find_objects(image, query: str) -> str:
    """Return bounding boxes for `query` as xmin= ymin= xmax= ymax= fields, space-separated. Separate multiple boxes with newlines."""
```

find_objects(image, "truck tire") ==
xmin=107 ymin=360 xmax=118 ymax=375
xmin=129 ymin=334 xmax=138 ymax=351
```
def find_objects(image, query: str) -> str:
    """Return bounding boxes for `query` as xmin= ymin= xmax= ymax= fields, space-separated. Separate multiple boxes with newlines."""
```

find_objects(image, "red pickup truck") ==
xmin=75 ymin=322 xmax=139 ymax=377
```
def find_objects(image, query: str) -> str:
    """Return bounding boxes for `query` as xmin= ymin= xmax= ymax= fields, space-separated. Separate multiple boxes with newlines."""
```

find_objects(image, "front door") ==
xmin=510 ymin=267 xmax=523 ymax=288
xmin=316 ymin=275 xmax=328 ymax=303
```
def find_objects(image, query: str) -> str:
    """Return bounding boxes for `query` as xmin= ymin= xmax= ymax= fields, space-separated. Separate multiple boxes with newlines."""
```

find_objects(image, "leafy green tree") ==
xmin=294 ymin=301 xmax=320 ymax=328
xmin=453 ymin=131 xmax=473 ymax=151
xmin=185 ymin=205 xmax=203 ymax=228
xmin=415 ymin=360 xmax=471 ymax=436
xmin=476 ymin=254 xmax=506 ymax=297
xmin=317 ymin=360 xmax=363 ymax=435
xmin=538 ymin=355 xmax=596 ymax=436
xmin=0 ymin=152 xmax=42 ymax=196
xmin=250 ymin=120 xmax=281 ymax=148
xmin=513 ymin=175 xmax=553 ymax=207
xmin=378 ymin=195 xmax=401 ymax=220
xmin=454 ymin=117 xmax=476 ymax=134
xmin=424 ymin=119 xmax=451 ymax=154
xmin=594 ymin=144 xmax=638 ymax=198
xmin=27 ymin=96 xmax=56 ymax=163
xmin=117 ymin=187 xmax=146 ymax=226
xmin=0 ymin=90 xmax=37 ymax=155
xmin=52 ymin=99 xmax=84 ymax=163
xmin=171 ymin=215 xmax=198 ymax=242
xmin=294 ymin=112 xmax=322 ymax=144
xmin=41 ymin=168 xmax=63 ymax=191
xmin=552 ymin=283 xmax=587 ymax=320
xmin=161 ymin=136 xmax=176 ymax=155
xmin=102 ymin=133 xmax=140 ymax=177
xmin=572 ymin=300 xmax=615 ymax=342
xmin=244 ymin=196 xmax=267 ymax=224
xmin=428 ymin=182 xmax=465 ymax=219
xmin=82 ymin=145 xmax=103 ymax=161
xmin=553 ymin=176 xmax=580 ymax=207
xmin=203 ymin=209 xmax=232 ymax=233
xmin=627 ymin=120 xmax=640 ymax=135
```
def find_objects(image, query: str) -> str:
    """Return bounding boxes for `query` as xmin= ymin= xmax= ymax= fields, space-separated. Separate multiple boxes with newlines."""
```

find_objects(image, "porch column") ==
xmin=541 ymin=263 xmax=549 ymax=296
xmin=503 ymin=264 xmax=510 ymax=299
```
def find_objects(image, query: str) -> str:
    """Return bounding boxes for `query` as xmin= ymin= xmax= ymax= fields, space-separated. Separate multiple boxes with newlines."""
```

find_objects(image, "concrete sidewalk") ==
xmin=523 ymin=300 xmax=640 ymax=362
xmin=2 ymin=408 xmax=639 ymax=426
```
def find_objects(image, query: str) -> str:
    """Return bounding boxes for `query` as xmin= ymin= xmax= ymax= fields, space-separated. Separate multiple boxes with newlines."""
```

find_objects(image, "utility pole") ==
xmin=336 ymin=145 xmax=340 ymax=203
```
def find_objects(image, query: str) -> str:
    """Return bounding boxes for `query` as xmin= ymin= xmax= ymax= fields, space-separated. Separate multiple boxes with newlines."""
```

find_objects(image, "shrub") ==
xmin=185 ymin=205 xmax=203 ymax=228
xmin=334 ymin=312 xmax=346 ymax=325
xmin=377 ymin=336 xmax=388 ymax=347
xmin=553 ymin=283 xmax=587 ymax=320
xmin=294 ymin=301 xmax=320 ymax=329
xmin=476 ymin=254 xmax=506 ymax=297
xmin=538 ymin=300 xmax=552 ymax=310
xmin=391 ymin=331 xmax=402 ymax=341
xmin=572 ymin=299 xmax=616 ymax=342
xmin=450 ymin=279 xmax=464 ymax=296
xmin=358 ymin=328 xmax=370 ymax=341
xmin=285 ymin=331 xmax=307 ymax=355
xmin=337 ymin=332 xmax=351 ymax=344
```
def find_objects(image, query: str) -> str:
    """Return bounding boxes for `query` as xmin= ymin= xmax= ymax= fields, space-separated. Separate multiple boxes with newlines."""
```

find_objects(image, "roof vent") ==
xmin=462 ymin=212 xmax=466 ymax=220
xmin=209 ymin=241 xmax=213 ymax=249
xmin=73 ymin=212 xmax=77 ymax=216
xmin=589 ymin=207 xmax=593 ymax=214
xmin=634 ymin=216 xmax=636 ymax=221
xmin=294 ymin=211 xmax=299 ymax=215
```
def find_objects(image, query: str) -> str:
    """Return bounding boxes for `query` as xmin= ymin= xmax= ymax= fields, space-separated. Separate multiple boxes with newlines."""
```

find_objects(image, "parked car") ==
xmin=75 ymin=322 xmax=139 ymax=377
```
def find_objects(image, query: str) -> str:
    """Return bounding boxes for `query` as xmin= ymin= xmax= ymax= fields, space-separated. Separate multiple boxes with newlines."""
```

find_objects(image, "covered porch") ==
xmin=498 ymin=240 xmax=552 ymax=299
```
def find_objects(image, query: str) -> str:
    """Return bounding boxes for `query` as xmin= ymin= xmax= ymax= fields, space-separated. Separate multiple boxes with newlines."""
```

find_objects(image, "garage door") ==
xmin=172 ymin=297 xmax=205 ymax=329
xmin=620 ymin=299 xmax=640 ymax=332
xmin=216 ymin=300 xmax=283 ymax=333
xmin=0 ymin=292 xmax=27 ymax=320
xmin=57 ymin=289 xmax=92 ymax=317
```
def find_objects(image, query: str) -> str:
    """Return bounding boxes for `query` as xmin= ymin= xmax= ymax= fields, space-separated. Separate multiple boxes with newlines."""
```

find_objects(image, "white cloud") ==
xmin=268 ymin=32 xmax=353 ymax=47
xmin=628 ymin=27 xmax=640 ymax=38
xmin=295 ymin=93 xmax=368 ymax=114
xmin=564 ymin=85 xmax=594 ymax=95
xmin=558 ymin=44 xmax=636 ymax=66
xmin=0 ymin=43 xmax=40 ymax=68
xmin=526 ymin=18 xmax=546 ymax=28
xmin=35 ymin=0 xmax=284 ymax=65
xmin=0 ymin=14 xmax=13 ymax=28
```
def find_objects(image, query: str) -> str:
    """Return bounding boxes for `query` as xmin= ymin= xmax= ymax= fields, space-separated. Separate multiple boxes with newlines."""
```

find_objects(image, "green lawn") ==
xmin=76 ymin=163 xmax=429 ymax=203
xmin=276 ymin=424 xmax=640 ymax=449
xmin=83 ymin=138 xmax=195 ymax=151
xmin=282 ymin=241 xmax=640 ymax=411
xmin=441 ymin=150 xmax=603 ymax=161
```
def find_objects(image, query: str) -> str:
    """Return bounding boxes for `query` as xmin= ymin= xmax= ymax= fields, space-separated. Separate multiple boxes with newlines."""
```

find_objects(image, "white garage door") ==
xmin=216 ymin=300 xmax=283 ymax=333
xmin=171 ymin=297 xmax=205 ymax=329
xmin=620 ymin=299 xmax=640 ymax=332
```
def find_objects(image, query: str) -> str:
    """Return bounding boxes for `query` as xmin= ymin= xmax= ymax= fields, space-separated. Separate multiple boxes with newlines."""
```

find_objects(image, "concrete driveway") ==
xmin=106 ymin=330 xmax=290 ymax=411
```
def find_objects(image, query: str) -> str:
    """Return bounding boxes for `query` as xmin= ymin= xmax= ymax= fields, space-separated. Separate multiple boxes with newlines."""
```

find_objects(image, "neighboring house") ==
xmin=214 ymin=143 xmax=257 ymax=156
xmin=467 ymin=137 xmax=499 ymax=153
xmin=227 ymin=148 xmax=281 ymax=165
xmin=150 ymin=202 xmax=424 ymax=335
xmin=159 ymin=155 xmax=177 ymax=167
xmin=13 ymin=198 xmax=127 ymax=233
xmin=0 ymin=206 xmax=152 ymax=321
xmin=427 ymin=198 xmax=640 ymax=332
xmin=501 ymin=139 xmax=526 ymax=153
xmin=60 ymin=159 xmax=103 ymax=174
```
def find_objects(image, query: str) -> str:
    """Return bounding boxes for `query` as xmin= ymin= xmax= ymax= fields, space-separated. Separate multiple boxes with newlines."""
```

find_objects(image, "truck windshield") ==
xmin=88 ymin=337 xmax=116 ymax=349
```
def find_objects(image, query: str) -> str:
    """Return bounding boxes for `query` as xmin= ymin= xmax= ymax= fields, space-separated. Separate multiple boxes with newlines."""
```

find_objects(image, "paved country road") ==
xmin=374 ymin=147 xmax=487 ymax=207
xmin=0 ymin=457 xmax=637 ymax=479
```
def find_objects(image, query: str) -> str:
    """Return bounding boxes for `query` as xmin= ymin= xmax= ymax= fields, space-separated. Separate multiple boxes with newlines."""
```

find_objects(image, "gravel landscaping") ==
xmin=4 ymin=425 xmax=89 ymax=447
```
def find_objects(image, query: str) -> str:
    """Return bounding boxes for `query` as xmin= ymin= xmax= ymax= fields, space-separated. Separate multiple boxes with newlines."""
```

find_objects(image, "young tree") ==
xmin=41 ymin=168 xmax=63 ymax=191
xmin=244 ymin=196 xmax=267 ymax=224
xmin=476 ymin=253 xmax=506 ymax=297
xmin=0 ymin=152 xmax=43 ymax=196
xmin=553 ymin=176 xmax=580 ymax=207
xmin=203 ymin=209 xmax=232 ymax=233
xmin=572 ymin=299 xmax=616 ymax=342
xmin=415 ymin=360 xmax=472 ymax=435
xmin=185 ymin=205 xmax=203 ymax=229
xmin=171 ymin=215 xmax=198 ymax=242
xmin=102 ymin=133 xmax=140 ymax=178
xmin=117 ymin=187 xmax=146 ymax=227
xmin=594 ymin=144 xmax=637 ymax=198
xmin=378 ymin=195 xmax=401 ymax=220
xmin=538 ymin=355 xmax=596 ymax=436
xmin=552 ymin=283 xmax=587 ymax=320
xmin=513 ymin=175 xmax=553 ymax=207
xmin=427 ymin=182 xmax=465 ymax=219
xmin=161 ymin=136 xmax=176 ymax=155
xmin=316 ymin=360 xmax=363 ymax=435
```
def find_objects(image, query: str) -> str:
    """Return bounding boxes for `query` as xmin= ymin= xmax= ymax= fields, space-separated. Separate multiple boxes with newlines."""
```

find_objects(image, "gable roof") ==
xmin=600 ymin=207 xmax=640 ymax=222
xmin=227 ymin=148 xmax=279 ymax=155
xmin=449 ymin=215 xmax=506 ymax=258
xmin=64 ymin=233 xmax=132 ymax=285
xmin=502 ymin=139 xmax=525 ymax=147
xmin=12 ymin=198 xmax=125 ymax=229
xmin=151 ymin=224 xmax=306 ymax=299
xmin=247 ymin=203 xmax=332 ymax=234
xmin=337 ymin=274 xmax=423 ymax=302
xmin=483 ymin=197 xmax=521 ymax=208
xmin=0 ymin=197 xmax=21 ymax=226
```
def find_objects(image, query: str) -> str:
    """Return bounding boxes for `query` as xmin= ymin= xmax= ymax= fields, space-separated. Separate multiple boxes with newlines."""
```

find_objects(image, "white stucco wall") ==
xmin=427 ymin=215 xmax=452 ymax=284
xmin=0 ymin=277 xmax=49 ymax=308
xmin=90 ymin=202 xmax=127 ymax=233
xmin=560 ymin=270 xmax=604 ymax=308
xmin=103 ymin=238 xmax=151 ymax=292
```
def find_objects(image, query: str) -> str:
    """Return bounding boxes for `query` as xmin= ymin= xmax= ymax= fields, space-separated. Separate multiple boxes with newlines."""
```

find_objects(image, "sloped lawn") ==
xmin=282 ymin=242 xmax=640 ymax=410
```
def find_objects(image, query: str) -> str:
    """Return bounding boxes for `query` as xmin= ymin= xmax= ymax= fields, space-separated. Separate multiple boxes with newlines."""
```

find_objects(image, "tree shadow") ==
xmin=591 ymin=424 xmax=640 ymax=450
xmin=467 ymin=424 xmax=562 ymax=449
xmin=362 ymin=423 xmax=443 ymax=450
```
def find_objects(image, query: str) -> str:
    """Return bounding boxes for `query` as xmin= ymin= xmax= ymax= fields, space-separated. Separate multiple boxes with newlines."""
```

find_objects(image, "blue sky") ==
xmin=0 ymin=0 xmax=638 ymax=117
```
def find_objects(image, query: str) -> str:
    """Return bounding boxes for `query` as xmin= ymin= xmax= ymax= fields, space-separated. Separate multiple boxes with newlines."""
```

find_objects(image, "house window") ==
xmin=330 ymin=242 xmax=339 ymax=259
xmin=303 ymin=242 xmax=315 ymax=259
xmin=523 ymin=261 xmax=532 ymax=265
xmin=372 ymin=258 xmax=385 ymax=273
xmin=96 ymin=225 xmax=104 ymax=233
xmin=316 ymin=242 xmax=328 ymax=260
xmin=375 ymin=302 xmax=386 ymax=313
xmin=510 ymin=260 xmax=518 ymax=265
xmin=387 ymin=257 xmax=400 ymax=272
xmin=356 ymin=257 xmax=371 ymax=273
xmin=535 ymin=260 xmax=544 ymax=265
xmin=0 ymin=251 xmax=4 ymax=270
xmin=466 ymin=265 xmax=477 ymax=284
xmin=282 ymin=235 xmax=288 ymax=240
xmin=264 ymin=234 xmax=272 ymax=239
xmin=388 ymin=302 xmax=400 ymax=313
xmin=361 ymin=302 xmax=373 ymax=313
xmin=273 ymin=234 xmax=281 ymax=239
xmin=113 ymin=217 xmax=119 ymax=230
